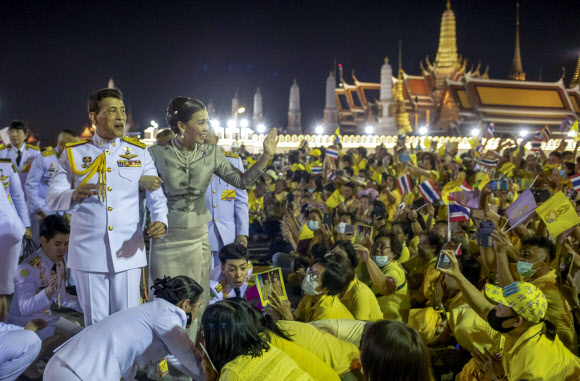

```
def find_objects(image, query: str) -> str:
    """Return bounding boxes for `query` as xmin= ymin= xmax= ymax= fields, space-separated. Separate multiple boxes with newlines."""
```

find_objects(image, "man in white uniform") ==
xmin=0 ymin=320 xmax=44 ymax=381
xmin=204 ymin=129 xmax=249 ymax=268
xmin=0 ymin=120 xmax=41 ymax=188
xmin=209 ymin=243 xmax=253 ymax=304
xmin=46 ymin=88 xmax=168 ymax=326
xmin=25 ymin=129 xmax=78 ymax=245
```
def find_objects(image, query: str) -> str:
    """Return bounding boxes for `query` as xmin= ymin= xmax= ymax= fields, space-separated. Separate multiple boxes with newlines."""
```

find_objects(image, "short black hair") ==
xmin=422 ymin=230 xmax=445 ymax=254
xmin=151 ymin=275 xmax=204 ymax=306
xmin=549 ymin=151 xmax=562 ymax=160
xmin=521 ymin=237 xmax=556 ymax=261
xmin=324 ymin=183 xmax=337 ymax=193
xmin=60 ymin=128 xmax=78 ymax=137
xmin=311 ymin=243 xmax=328 ymax=260
xmin=338 ymin=211 xmax=355 ymax=224
xmin=230 ymin=298 xmax=292 ymax=342
xmin=361 ymin=320 xmax=431 ymax=381
xmin=344 ymin=167 xmax=355 ymax=177
xmin=374 ymin=232 xmax=403 ymax=260
xmin=88 ymin=88 xmax=123 ymax=114
xmin=333 ymin=240 xmax=358 ymax=269
xmin=9 ymin=120 xmax=27 ymax=133
xmin=344 ymin=182 xmax=357 ymax=190
xmin=39 ymin=214 xmax=70 ymax=241
xmin=219 ymin=243 xmax=249 ymax=265
xmin=316 ymin=256 xmax=349 ymax=296
xmin=202 ymin=300 xmax=270 ymax=372
xmin=357 ymin=146 xmax=368 ymax=158
xmin=327 ymin=252 xmax=355 ymax=284
xmin=307 ymin=208 xmax=324 ymax=221
xmin=341 ymin=154 xmax=353 ymax=166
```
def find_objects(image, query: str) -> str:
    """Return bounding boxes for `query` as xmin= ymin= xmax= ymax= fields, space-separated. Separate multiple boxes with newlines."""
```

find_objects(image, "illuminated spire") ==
xmin=570 ymin=52 xmax=580 ymax=88
xmin=508 ymin=2 xmax=526 ymax=80
xmin=435 ymin=0 xmax=458 ymax=69
xmin=394 ymin=42 xmax=412 ymax=134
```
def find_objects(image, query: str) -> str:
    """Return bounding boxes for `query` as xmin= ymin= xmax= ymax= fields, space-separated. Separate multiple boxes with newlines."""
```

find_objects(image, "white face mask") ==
xmin=372 ymin=255 xmax=391 ymax=268
xmin=337 ymin=222 xmax=347 ymax=234
xmin=301 ymin=273 xmax=321 ymax=296
xmin=307 ymin=221 xmax=319 ymax=231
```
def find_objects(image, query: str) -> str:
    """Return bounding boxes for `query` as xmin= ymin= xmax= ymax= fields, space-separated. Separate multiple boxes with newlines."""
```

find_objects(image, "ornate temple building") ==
xmin=333 ymin=1 xmax=580 ymax=136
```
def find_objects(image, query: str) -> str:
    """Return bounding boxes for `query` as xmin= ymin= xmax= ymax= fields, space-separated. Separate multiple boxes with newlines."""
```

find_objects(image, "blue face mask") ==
xmin=516 ymin=257 xmax=545 ymax=278
xmin=372 ymin=255 xmax=391 ymax=268
xmin=307 ymin=221 xmax=319 ymax=231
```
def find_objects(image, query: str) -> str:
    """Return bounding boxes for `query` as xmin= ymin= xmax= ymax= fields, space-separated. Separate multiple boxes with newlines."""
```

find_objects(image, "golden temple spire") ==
xmin=435 ymin=0 xmax=458 ymax=70
xmin=570 ymin=52 xmax=580 ymax=88
xmin=394 ymin=41 xmax=412 ymax=134
xmin=508 ymin=2 xmax=525 ymax=80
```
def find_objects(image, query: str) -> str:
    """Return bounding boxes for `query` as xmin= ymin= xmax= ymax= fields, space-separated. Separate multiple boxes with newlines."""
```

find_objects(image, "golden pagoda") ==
xmin=570 ymin=53 xmax=580 ymax=88
xmin=507 ymin=2 xmax=525 ymax=81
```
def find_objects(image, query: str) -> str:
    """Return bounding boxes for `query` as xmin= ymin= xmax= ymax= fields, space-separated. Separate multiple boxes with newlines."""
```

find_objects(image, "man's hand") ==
xmin=491 ymin=230 xmax=509 ymax=256
xmin=24 ymin=227 xmax=32 ymax=240
xmin=24 ymin=319 xmax=48 ymax=332
xmin=139 ymin=175 xmax=163 ymax=192
xmin=234 ymin=235 xmax=248 ymax=247
xmin=354 ymin=244 xmax=370 ymax=262
xmin=436 ymin=250 xmax=462 ymax=279
xmin=471 ymin=348 xmax=505 ymax=379
xmin=147 ymin=221 xmax=166 ymax=239
xmin=72 ymin=183 xmax=99 ymax=201
xmin=45 ymin=271 xmax=58 ymax=299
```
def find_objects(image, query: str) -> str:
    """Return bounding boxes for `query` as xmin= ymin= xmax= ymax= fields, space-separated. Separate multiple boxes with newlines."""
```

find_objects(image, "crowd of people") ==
xmin=2 ymin=86 xmax=580 ymax=381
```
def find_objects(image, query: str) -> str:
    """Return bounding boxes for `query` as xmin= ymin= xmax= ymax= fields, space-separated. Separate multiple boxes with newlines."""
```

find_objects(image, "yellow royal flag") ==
xmin=536 ymin=191 xmax=580 ymax=237
xmin=499 ymin=162 xmax=516 ymax=178
xmin=298 ymin=224 xmax=315 ymax=240
xmin=571 ymin=121 xmax=580 ymax=142
xmin=325 ymin=189 xmax=345 ymax=209
xmin=476 ymin=173 xmax=490 ymax=190
xmin=469 ymin=136 xmax=480 ymax=150
xmin=371 ymin=170 xmax=383 ymax=184
xmin=423 ymin=136 xmax=431 ymax=149
xmin=442 ymin=180 xmax=463 ymax=205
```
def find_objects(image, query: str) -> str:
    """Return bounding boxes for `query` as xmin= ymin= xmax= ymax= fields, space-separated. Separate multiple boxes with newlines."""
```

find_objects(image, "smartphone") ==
xmin=400 ymin=153 xmax=412 ymax=163
xmin=412 ymin=198 xmax=427 ymax=210
xmin=436 ymin=251 xmax=452 ymax=270
xmin=531 ymin=189 xmax=551 ymax=204
xmin=337 ymin=223 xmax=355 ymax=234
xmin=336 ymin=170 xmax=344 ymax=176
xmin=560 ymin=169 xmax=567 ymax=177
xmin=561 ymin=253 xmax=575 ymax=280
xmin=477 ymin=220 xmax=495 ymax=248
xmin=490 ymin=180 xmax=508 ymax=191
xmin=323 ymin=213 xmax=333 ymax=227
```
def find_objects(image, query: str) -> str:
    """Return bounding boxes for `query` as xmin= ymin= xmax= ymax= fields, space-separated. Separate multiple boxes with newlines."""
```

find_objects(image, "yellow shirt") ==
xmin=294 ymin=294 xmax=354 ymax=322
xmin=220 ymin=346 xmax=314 ymax=381
xmin=379 ymin=188 xmax=401 ymax=223
xmin=399 ymin=243 xmax=411 ymax=263
xmin=370 ymin=260 xmax=410 ymax=322
xmin=268 ymin=334 xmax=339 ymax=381
xmin=447 ymin=306 xmax=501 ymax=353
xmin=532 ymin=269 xmax=577 ymax=353
xmin=339 ymin=278 xmax=383 ymax=321
xmin=277 ymin=320 xmax=361 ymax=376
xmin=503 ymin=323 xmax=580 ymax=381
xmin=414 ymin=257 xmax=442 ymax=307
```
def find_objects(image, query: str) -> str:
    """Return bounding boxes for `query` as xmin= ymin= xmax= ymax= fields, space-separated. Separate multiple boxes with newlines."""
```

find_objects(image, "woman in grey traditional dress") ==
xmin=148 ymin=97 xmax=278 ymax=331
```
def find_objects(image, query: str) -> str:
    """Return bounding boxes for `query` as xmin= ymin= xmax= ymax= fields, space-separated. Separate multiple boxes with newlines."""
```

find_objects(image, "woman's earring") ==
xmin=180 ymin=130 xmax=185 ymax=139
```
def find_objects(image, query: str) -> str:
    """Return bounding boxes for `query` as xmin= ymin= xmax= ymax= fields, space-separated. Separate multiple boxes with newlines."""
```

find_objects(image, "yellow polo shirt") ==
xmin=277 ymin=320 xmax=361 ymax=376
xmin=293 ymin=294 xmax=354 ymax=322
xmin=503 ymin=323 xmax=580 ymax=381
xmin=411 ymin=257 xmax=441 ymax=307
xmin=339 ymin=278 xmax=383 ymax=321
xmin=370 ymin=260 xmax=410 ymax=322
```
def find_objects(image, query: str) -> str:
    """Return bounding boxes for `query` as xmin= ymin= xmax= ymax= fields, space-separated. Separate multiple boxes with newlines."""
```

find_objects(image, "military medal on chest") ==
xmin=81 ymin=156 xmax=92 ymax=169
xmin=120 ymin=147 xmax=138 ymax=160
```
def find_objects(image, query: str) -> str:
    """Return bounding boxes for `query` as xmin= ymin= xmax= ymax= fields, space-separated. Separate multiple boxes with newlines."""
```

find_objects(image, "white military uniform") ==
xmin=0 ymin=323 xmax=42 ymax=381
xmin=205 ymin=151 xmax=249 ymax=268
xmin=46 ymin=134 xmax=168 ymax=326
xmin=209 ymin=261 xmax=253 ymax=304
xmin=43 ymin=299 xmax=202 ymax=381
xmin=0 ymin=142 xmax=41 ymax=190
xmin=24 ymin=148 xmax=61 ymax=245
xmin=6 ymin=247 xmax=81 ymax=340
xmin=0 ymin=158 xmax=31 ymax=295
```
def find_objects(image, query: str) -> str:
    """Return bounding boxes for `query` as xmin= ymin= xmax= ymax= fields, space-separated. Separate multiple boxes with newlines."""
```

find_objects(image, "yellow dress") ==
xmin=293 ymin=294 xmax=354 ymax=322
xmin=220 ymin=346 xmax=314 ymax=381
xmin=339 ymin=278 xmax=383 ymax=321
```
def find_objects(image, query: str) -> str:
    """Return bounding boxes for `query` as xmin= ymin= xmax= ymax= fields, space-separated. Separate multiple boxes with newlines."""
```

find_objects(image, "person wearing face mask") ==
xmin=438 ymin=250 xmax=580 ymax=381
xmin=270 ymin=256 xmax=354 ymax=322
xmin=209 ymin=243 xmax=253 ymax=304
xmin=492 ymin=231 xmax=577 ymax=353
xmin=43 ymin=276 xmax=205 ymax=381
xmin=148 ymin=97 xmax=278 ymax=339
xmin=356 ymin=233 xmax=410 ymax=322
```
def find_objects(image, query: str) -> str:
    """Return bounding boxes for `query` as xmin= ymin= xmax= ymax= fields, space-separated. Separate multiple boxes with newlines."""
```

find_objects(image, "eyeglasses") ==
xmin=307 ymin=267 xmax=320 ymax=281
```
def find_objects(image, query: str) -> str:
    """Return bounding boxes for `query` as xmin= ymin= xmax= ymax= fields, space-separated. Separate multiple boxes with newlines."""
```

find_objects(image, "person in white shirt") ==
xmin=0 ymin=120 xmax=41 ymax=189
xmin=43 ymin=275 xmax=205 ymax=381
xmin=209 ymin=243 xmax=253 ymax=304
xmin=0 ymin=319 xmax=45 ymax=381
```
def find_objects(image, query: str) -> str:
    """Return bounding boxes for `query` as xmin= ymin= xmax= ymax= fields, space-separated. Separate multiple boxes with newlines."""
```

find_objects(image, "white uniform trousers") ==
xmin=73 ymin=268 xmax=141 ymax=326
xmin=44 ymin=357 xmax=82 ymax=381
xmin=0 ymin=329 xmax=41 ymax=381
xmin=0 ymin=241 xmax=22 ymax=295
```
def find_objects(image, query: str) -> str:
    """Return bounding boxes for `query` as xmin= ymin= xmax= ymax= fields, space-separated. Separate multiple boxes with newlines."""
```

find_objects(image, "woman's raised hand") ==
xmin=263 ymin=128 xmax=278 ymax=156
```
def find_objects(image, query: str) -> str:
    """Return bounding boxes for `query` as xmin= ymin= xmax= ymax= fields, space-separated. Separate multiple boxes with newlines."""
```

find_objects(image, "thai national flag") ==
xmin=534 ymin=131 xmax=542 ymax=140
xmin=460 ymin=181 xmax=473 ymax=191
xmin=475 ymin=145 xmax=484 ymax=155
xmin=418 ymin=180 xmax=441 ymax=204
xmin=300 ymin=139 xmax=309 ymax=150
xmin=480 ymin=158 xmax=498 ymax=167
xmin=326 ymin=147 xmax=339 ymax=159
xmin=530 ymin=140 xmax=542 ymax=152
xmin=328 ymin=172 xmax=336 ymax=180
xmin=487 ymin=123 xmax=494 ymax=137
xmin=397 ymin=174 xmax=413 ymax=195
xmin=448 ymin=196 xmax=471 ymax=222
xmin=541 ymin=126 xmax=552 ymax=142
xmin=560 ymin=117 xmax=572 ymax=133
xmin=571 ymin=174 xmax=580 ymax=192
xmin=311 ymin=166 xmax=322 ymax=175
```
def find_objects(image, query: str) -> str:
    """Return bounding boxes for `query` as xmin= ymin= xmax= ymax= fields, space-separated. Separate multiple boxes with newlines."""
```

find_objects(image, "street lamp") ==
xmin=210 ymin=119 xmax=220 ymax=128
xmin=315 ymin=125 xmax=324 ymax=134
xmin=237 ymin=107 xmax=246 ymax=114
xmin=419 ymin=126 xmax=428 ymax=135
xmin=227 ymin=119 xmax=236 ymax=128
xmin=257 ymin=124 xmax=266 ymax=133
xmin=365 ymin=125 xmax=374 ymax=134
xmin=470 ymin=128 xmax=480 ymax=137
xmin=240 ymin=119 xmax=249 ymax=128
xmin=150 ymin=120 xmax=158 ymax=129
xmin=519 ymin=129 xmax=529 ymax=137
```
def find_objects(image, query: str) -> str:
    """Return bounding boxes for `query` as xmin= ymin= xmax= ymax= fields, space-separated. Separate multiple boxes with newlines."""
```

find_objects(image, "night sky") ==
xmin=1 ymin=0 xmax=579 ymax=145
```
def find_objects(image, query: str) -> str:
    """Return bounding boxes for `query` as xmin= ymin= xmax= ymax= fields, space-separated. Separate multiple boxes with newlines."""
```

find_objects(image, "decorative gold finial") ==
xmin=293 ymin=78 xmax=297 ymax=85
xmin=256 ymin=87 xmax=260 ymax=93
xmin=384 ymin=57 xmax=389 ymax=64
xmin=446 ymin=0 xmax=451 ymax=10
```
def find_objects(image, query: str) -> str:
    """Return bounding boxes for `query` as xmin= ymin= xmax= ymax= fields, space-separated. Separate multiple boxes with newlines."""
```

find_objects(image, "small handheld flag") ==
xmin=541 ymin=126 xmax=552 ymax=142
xmin=571 ymin=174 xmax=580 ymax=192
xmin=326 ymin=147 xmax=339 ymax=159
xmin=487 ymin=123 xmax=494 ymax=137
xmin=460 ymin=181 xmax=474 ymax=192
xmin=418 ymin=180 xmax=441 ymax=204
xmin=334 ymin=127 xmax=341 ymax=145
xmin=310 ymin=166 xmax=322 ymax=175
xmin=397 ymin=174 xmax=413 ymax=195
xmin=300 ymin=139 xmax=309 ymax=150
xmin=530 ymin=140 xmax=542 ymax=152
xmin=560 ymin=117 xmax=572 ymax=133
xmin=448 ymin=196 xmax=471 ymax=222
xmin=480 ymin=158 xmax=498 ymax=168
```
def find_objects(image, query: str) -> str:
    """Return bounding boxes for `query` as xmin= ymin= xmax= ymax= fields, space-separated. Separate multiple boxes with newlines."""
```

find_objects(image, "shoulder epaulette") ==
xmin=42 ymin=149 xmax=56 ymax=157
xmin=215 ymin=280 xmax=227 ymax=293
xmin=65 ymin=140 xmax=89 ymax=148
xmin=248 ymin=261 xmax=253 ymax=269
xmin=0 ymin=144 xmax=7 ymax=151
xmin=26 ymin=144 xmax=40 ymax=151
xmin=224 ymin=151 xmax=239 ymax=159
xmin=28 ymin=256 xmax=41 ymax=267
xmin=122 ymin=136 xmax=146 ymax=149
xmin=0 ymin=158 xmax=11 ymax=163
